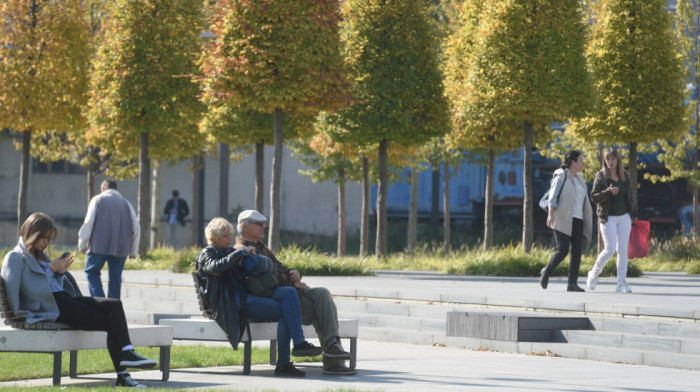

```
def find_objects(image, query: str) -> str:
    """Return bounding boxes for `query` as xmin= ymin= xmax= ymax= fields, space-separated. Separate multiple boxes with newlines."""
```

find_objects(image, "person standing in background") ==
xmin=79 ymin=179 xmax=139 ymax=299
xmin=164 ymin=190 xmax=189 ymax=249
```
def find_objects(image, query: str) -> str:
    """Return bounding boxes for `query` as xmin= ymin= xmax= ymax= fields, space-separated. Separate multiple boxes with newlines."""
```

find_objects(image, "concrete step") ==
xmin=444 ymin=335 xmax=700 ymax=371
xmin=339 ymin=311 xmax=445 ymax=333
xmin=587 ymin=316 xmax=700 ymax=339
xmin=358 ymin=325 xmax=445 ymax=346
xmin=560 ymin=329 xmax=700 ymax=355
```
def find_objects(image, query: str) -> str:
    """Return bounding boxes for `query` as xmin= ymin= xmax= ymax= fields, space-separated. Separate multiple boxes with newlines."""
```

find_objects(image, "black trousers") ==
xmin=545 ymin=218 xmax=583 ymax=286
xmin=53 ymin=291 xmax=131 ymax=372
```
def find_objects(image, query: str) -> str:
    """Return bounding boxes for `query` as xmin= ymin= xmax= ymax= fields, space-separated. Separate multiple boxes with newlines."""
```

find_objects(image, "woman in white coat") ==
xmin=539 ymin=150 xmax=593 ymax=292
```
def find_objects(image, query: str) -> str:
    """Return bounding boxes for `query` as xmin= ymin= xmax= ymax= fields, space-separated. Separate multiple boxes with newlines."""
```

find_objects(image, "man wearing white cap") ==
xmin=235 ymin=210 xmax=356 ymax=376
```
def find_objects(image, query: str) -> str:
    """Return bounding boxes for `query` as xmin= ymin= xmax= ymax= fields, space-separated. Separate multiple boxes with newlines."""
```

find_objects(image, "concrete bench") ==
xmin=158 ymin=317 xmax=357 ymax=374
xmin=0 ymin=276 xmax=172 ymax=386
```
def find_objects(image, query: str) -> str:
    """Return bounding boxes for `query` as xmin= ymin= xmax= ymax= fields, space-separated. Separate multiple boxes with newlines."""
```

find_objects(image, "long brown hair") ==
xmin=603 ymin=148 xmax=627 ymax=181
xmin=20 ymin=212 xmax=57 ymax=261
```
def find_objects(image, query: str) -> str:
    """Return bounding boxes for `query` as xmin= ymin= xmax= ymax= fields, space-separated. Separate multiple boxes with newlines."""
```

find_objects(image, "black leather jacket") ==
xmin=195 ymin=245 xmax=249 ymax=349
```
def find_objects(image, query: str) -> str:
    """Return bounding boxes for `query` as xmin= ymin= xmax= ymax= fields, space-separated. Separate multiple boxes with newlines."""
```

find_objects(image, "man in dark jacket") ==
xmin=164 ymin=190 xmax=189 ymax=249
xmin=234 ymin=210 xmax=356 ymax=376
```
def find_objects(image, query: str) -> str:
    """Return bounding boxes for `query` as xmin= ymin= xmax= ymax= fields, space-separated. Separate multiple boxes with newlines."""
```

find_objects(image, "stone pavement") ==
xmin=2 ymin=339 xmax=697 ymax=391
xmin=1 ymin=271 xmax=699 ymax=390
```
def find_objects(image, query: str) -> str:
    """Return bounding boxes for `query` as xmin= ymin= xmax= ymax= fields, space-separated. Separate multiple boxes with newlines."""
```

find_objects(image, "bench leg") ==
xmin=269 ymin=339 xmax=277 ymax=366
xmin=69 ymin=350 xmax=78 ymax=378
xmin=52 ymin=352 xmax=62 ymax=386
xmin=243 ymin=341 xmax=251 ymax=375
xmin=160 ymin=346 xmax=170 ymax=381
xmin=349 ymin=338 xmax=357 ymax=369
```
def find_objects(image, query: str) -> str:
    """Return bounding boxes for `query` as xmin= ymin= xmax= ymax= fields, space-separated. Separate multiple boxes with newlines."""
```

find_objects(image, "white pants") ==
xmin=591 ymin=213 xmax=631 ymax=284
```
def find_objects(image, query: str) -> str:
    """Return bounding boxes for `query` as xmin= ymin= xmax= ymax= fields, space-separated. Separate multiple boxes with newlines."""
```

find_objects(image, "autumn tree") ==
xmin=337 ymin=0 xmax=448 ymax=258
xmin=199 ymin=0 xmax=349 ymax=252
xmin=0 ymin=0 xmax=90 ymax=230
xmin=643 ymin=0 xmax=699 ymax=237
xmin=464 ymin=0 xmax=592 ymax=252
xmin=88 ymin=0 xmax=205 ymax=253
xmin=569 ymin=0 xmax=686 ymax=221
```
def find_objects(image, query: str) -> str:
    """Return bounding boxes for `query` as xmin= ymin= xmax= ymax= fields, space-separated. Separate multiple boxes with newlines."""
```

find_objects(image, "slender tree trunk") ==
xmin=337 ymin=167 xmax=346 ymax=257
xmin=407 ymin=168 xmax=419 ymax=253
xmin=443 ymin=163 xmax=451 ymax=255
xmin=17 ymin=130 xmax=30 ymax=235
xmin=522 ymin=121 xmax=534 ymax=253
xmin=86 ymin=146 xmax=98 ymax=204
xmin=255 ymin=141 xmax=265 ymax=213
xmin=483 ymin=149 xmax=495 ymax=250
xmin=192 ymin=155 xmax=205 ymax=247
xmin=218 ymin=143 xmax=229 ymax=217
xmin=431 ymin=164 xmax=440 ymax=246
xmin=693 ymin=184 xmax=699 ymax=239
xmin=138 ymin=132 xmax=150 ymax=255
xmin=149 ymin=162 xmax=161 ymax=249
xmin=376 ymin=138 xmax=388 ymax=258
xmin=360 ymin=156 xmax=370 ymax=257
xmin=597 ymin=143 xmax=605 ymax=254
xmin=269 ymin=108 xmax=283 ymax=252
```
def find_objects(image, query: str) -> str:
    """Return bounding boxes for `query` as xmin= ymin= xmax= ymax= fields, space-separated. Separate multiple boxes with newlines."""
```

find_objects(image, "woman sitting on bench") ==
xmin=195 ymin=217 xmax=322 ymax=377
xmin=1 ymin=212 xmax=157 ymax=388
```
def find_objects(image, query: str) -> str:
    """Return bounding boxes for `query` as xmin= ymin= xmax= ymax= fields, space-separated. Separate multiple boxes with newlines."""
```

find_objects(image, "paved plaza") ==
xmin=1 ymin=271 xmax=698 ymax=391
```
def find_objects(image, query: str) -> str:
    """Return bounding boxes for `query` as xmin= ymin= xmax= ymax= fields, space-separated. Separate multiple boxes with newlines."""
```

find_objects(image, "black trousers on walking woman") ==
xmin=53 ymin=291 xmax=132 ymax=371
xmin=544 ymin=218 xmax=583 ymax=286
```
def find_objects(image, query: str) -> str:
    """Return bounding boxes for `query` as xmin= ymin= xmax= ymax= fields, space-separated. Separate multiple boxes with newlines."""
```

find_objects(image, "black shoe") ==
xmin=116 ymin=373 xmax=146 ymax=388
xmin=275 ymin=362 xmax=306 ymax=377
xmin=539 ymin=267 xmax=549 ymax=289
xmin=567 ymin=284 xmax=585 ymax=292
xmin=323 ymin=357 xmax=357 ymax=375
xmin=120 ymin=349 xmax=157 ymax=369
xmin=292 ymin=341 xmax=323 ymax=357
xmin=323 ymin=342 xmax=351 ymax=360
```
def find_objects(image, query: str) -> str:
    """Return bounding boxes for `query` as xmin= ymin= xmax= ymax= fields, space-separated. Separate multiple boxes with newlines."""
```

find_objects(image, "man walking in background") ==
xmin=78 ymin=179 xmax=139 ymax=299
xmin=163 ymin=189 xmax=189 ymax=249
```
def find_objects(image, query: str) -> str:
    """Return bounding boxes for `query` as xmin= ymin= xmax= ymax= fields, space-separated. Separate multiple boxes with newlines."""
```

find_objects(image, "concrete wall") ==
xmin=0 ymin=137 xmax=363 ymax=247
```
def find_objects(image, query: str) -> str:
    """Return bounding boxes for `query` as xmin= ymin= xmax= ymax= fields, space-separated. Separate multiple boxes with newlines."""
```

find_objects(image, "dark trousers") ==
xmin=545 ymin=218 xmax=583 ymax=286
xmin=53 ymin=291 xmax=131 ymax=371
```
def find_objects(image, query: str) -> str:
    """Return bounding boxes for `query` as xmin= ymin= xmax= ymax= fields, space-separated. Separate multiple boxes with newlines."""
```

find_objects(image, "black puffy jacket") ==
xmin=195 ymin=246 xmax=249 ymax=349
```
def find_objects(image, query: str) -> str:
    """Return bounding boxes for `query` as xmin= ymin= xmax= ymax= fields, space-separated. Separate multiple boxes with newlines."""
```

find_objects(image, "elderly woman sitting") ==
xmin=195 ymin=217 xmax=322 ymax=377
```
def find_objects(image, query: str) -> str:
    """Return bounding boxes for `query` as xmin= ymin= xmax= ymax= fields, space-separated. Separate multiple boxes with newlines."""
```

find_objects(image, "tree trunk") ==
xmin=693 ymin=184 xmax=699 ymax=238
xmin=337 ymin=167 xmax=346 ymax=257
xmin=522 ymin=121 xmax=534 ymax=253
xmin=86 ymin=146 xmax=98 ymax=204
xmin=255 ymin=141 xmax=265 ymax=213
xmin=17 ymin=130 xmax=30 ymax=234
xmin=629 ymin=142 xmax=638 ymax=226
xmin=268 ymin=108 xmax=283 ymax=252
xmin=138 ymin=132 xmax=151 ymax=255
xmin=431 ymin=164 xmax=440 ymax=246
xmin=192 ymin=155 xmax=205 ymax=247
xmin=149 ymin=162 xmax=161 ymax=249
xmin=483 ymin=149 xmax=495 ymax=250
xmin=360 ymin=156 xmax=370 ymax=257
xmin=407 ymin=168 xmax=418 ymax=253
xmin=218 ymin=143 xmax=229 ymax=217
xmin=443 ymin=163 xmax=451 ymax=255
xmin=597 ymin=143 xmax=605 ymax=254
xmin=376 ymin=138 xmax=388 ymax=258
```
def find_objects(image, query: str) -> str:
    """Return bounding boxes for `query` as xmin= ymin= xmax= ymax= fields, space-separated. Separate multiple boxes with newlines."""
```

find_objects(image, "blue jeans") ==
xmin=246 ymin=286 xmax=305 ymax=366
xmin=85 ymin=252 xmax=127 ymax=299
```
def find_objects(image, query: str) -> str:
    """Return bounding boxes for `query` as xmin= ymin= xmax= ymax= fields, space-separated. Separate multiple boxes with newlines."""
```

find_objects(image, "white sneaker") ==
xmin=615 ymin=280 xmax=632 ymax=293
xmin=587 ymin=271 xmax=598 ymax=291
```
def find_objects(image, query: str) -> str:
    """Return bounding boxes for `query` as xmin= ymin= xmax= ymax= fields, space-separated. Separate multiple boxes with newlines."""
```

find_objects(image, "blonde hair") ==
xmin=20 ymin=212 xmax=57 ymax=261
xmin=205 ymin=217 xmax=234 ymax=246
xmin=603 ymin=148 xmax=627 ymax=181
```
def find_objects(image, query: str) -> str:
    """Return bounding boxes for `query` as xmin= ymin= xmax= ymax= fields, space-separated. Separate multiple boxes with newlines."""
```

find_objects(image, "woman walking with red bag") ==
xmin=588 ymin=148 xmax=638 ymax=293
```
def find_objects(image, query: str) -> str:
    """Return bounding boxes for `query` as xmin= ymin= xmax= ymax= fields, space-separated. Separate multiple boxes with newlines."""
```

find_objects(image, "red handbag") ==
xmin=628 ymin=220 xmax=650 ymax=259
